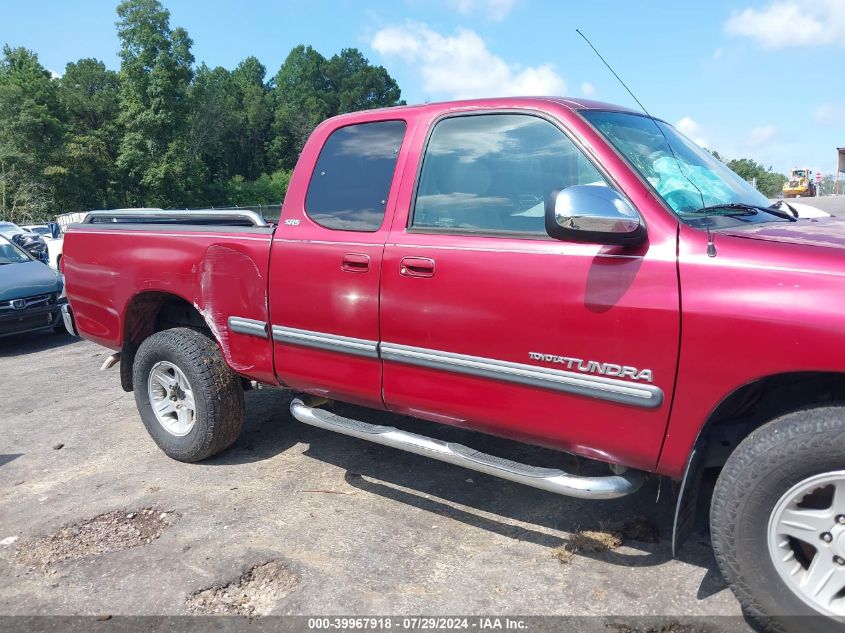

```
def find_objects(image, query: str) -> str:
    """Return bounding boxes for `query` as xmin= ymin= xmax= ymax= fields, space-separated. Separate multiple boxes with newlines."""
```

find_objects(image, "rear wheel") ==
xmin=711 ymin=406 xmax=845 ymax=632
xmin=132 ymin=327 xmax=244 ymax=462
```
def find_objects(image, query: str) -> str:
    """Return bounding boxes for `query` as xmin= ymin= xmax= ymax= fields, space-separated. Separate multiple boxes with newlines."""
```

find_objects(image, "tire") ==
xmin=711 ymin=406 xmax=845 ymax=633
xmin=132 ymin=327 xmax=244 ymax=462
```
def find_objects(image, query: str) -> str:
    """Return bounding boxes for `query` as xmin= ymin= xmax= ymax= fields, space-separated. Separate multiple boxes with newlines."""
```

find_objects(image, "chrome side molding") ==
xmin=266 ymin=324 xmax=663 ymax=408
xmin=380 ymin=342 xmax=663 ymax=409
xmin=272 ymin=325 xmax=379 ymax=358
xmin=290 ymin=398 xmax=644 ymax=500
xmin=228 ymin=316 xmax=269 ymax=339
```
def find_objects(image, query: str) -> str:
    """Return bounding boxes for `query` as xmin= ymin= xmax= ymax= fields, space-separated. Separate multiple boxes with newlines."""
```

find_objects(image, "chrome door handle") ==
xmin=400 ymin=257 xmax=435 ymax=278
xmin=341 ymin=253 xmax=370 ymax=273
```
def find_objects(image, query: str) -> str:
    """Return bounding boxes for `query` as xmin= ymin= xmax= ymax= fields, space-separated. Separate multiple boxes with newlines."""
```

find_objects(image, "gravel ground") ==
xmin=0 ymin=330 xmax=753 ymax=630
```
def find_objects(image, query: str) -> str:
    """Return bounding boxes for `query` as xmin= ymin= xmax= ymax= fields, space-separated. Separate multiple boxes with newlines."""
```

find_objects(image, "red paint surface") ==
xmin=64 ymin=97 xmax=845 ymax=477
xmin=63 ymin=229 xmax=276 ymax=385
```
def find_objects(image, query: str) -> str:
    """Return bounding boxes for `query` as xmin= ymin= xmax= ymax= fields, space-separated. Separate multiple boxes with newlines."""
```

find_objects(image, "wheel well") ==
xmin=120 ymin=292 xmax=211 ymax=392
xmin=672 ymin=371 xmax=845 ymax=555
xmin=699 ymin=372 xmax=845 ymax=469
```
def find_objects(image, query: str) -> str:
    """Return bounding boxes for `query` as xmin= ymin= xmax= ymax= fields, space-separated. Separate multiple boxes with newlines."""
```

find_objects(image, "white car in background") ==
xmin=20 ymin=224 xmax=63 ymax=269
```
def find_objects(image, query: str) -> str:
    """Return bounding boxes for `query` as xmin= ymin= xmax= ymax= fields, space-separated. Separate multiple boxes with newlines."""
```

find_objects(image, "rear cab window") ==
xmin=305 ymin=120 xmax=406 ymax=232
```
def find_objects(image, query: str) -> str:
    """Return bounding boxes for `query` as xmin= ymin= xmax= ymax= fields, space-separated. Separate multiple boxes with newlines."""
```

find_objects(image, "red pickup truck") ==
xmin=63 ymin=97 xmax=845 ymax=630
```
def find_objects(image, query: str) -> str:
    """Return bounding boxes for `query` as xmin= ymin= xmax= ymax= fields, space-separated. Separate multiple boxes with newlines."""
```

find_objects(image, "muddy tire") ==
xmin=132 ymin=327 xmax=244 ymax=462
xmin=711 ymin=406 xmax=845 ymax=633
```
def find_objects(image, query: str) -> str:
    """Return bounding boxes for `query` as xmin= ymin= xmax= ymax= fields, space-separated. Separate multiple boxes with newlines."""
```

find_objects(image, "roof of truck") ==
xmin=328 ymin=96 xmax=641 ymax=122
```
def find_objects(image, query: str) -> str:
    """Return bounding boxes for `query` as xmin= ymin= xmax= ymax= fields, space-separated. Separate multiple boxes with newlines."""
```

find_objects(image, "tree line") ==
xmin=0 ymin=0 xmax=403 ymax=223
xmin=1 ymin=0 xmax=795 ymax=224
xmin=710 ymin=152 xmax=787 ymax=198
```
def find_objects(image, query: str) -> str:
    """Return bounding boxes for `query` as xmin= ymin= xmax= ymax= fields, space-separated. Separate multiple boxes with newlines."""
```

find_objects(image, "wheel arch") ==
xmin=120 ymin=291 xmax=216 ymax=392
xmin=672 ymin=370 xmax=845 ymax=555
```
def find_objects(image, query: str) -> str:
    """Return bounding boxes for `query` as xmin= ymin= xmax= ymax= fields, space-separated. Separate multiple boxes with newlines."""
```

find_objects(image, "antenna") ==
xmin=575 ymin=29 xmax=715 ymax=255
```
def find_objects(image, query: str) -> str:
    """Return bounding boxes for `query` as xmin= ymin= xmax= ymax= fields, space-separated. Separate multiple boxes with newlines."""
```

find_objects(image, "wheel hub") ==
xmin=767 ymin=470 xmax=845 ymax=617
xmin=147 ymin=361 xmax=196 ymax=437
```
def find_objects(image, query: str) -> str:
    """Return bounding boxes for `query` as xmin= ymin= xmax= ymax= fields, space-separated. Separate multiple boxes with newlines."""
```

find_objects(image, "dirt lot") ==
xmin=0 ymin=332 xmax=752 ymax=629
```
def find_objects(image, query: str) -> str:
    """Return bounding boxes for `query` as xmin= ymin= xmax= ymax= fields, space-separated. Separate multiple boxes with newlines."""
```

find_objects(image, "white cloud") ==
xmin=725 ymin=1 xmax=845 ymax=48
xmin=814 ymin=103 xmax=843 ymax=125
xmin=712 ymin=48 xmax=723 ymax=60
xmin=675 ymin=116 xmax=709 ymax=148
xmin=49 ymin=69 xmax=61 ymax=80
xmin=445 ymin=0 xmax=517 ymax=21
xmin=371 ymin=22 xmax=566 ymax=99
xmin=747 ymin=124 xmax=777 ymax=146
xmin=580 ymin=81 xmax=595 ymax=97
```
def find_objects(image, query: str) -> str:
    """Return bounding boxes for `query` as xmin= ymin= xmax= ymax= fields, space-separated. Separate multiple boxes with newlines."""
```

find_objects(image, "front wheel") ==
xmin=132 ymin=327 xmax=244 ymax=462
xmin=711 ymin=406 xmax=845 ymax=632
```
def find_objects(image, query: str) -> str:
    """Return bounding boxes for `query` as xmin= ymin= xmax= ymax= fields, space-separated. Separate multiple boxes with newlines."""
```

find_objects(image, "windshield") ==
xmin=0 ymin=222 xmax=22 ymax=238
xmin=0 ymin=236 xmax=31 ymax=264
xmin=25 ymin=226 xmax=51 ymax=236
xmin=581 ymin=110 xmax=778 ymax=224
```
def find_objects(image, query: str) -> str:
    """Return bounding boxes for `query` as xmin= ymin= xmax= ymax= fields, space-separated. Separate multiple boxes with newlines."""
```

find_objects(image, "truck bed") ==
xmin=63 ymin=211 xmax=277 ymax=385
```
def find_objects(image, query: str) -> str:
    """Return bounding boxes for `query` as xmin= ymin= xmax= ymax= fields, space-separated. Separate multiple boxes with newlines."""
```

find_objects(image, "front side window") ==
xmin=305 ymin=120 xmax=406 ymax=231
xmin=413 ymin=114 xmax=608 ymax=234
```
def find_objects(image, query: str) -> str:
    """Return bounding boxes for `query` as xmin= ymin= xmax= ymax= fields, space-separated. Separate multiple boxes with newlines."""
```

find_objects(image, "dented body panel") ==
xmin=63 ymin=96 xmax=845 ymax=478
xmin=62 ymin=225 xmax=276 ymax=385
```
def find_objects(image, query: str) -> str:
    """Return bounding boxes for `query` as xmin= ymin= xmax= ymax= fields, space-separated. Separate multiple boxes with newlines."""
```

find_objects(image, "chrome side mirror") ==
xmin=545 ymin=185 xmax=646 ymax=246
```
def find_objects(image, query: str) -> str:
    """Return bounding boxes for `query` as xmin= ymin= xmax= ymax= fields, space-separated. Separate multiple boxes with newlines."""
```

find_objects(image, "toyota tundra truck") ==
xmin=62 ymin=98 xmax=845 ymax=631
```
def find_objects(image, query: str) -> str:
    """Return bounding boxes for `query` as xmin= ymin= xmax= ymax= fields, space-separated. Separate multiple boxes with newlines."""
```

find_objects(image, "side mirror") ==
xmin=545 ymin=185 xmax=646 ymax=246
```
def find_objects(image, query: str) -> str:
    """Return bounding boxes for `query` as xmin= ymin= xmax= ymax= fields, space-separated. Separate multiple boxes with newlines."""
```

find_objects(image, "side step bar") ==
xmin=290 ymin=398 xmax=643 ymax=500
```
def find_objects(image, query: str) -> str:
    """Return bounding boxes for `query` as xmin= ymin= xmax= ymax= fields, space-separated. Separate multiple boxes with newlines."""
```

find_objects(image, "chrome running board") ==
xmin=290 ymin=398 xmax=643 ymax=500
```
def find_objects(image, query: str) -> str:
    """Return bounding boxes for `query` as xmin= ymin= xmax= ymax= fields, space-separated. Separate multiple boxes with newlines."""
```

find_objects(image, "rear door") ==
xmin=269 ymin=118 xmax=408 ymax=408
xmin=379 ymin=111 xmax=680 ymax=470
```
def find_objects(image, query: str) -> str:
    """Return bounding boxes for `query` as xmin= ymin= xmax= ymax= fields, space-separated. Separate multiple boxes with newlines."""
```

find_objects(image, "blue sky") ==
xmin=1 ymin=0 xmax=843 ymax=176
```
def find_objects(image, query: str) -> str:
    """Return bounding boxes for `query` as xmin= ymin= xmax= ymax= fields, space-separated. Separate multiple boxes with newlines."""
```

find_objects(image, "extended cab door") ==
xmin=379 ymin=111 xmax=680 ymax=470
xmin=269 ymin=118 xmax=409 ymax=408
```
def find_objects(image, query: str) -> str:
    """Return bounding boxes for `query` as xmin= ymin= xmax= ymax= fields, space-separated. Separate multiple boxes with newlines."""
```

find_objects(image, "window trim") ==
xmin=304 ymin=118 xmax=408 ymax=233
xmin=407 ymin=109 xmax=641 ymax=239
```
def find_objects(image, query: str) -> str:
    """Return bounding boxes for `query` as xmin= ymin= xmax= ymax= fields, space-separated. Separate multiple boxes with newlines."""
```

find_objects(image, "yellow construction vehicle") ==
xmin=782 ymin=167 xmax=816 ymax=198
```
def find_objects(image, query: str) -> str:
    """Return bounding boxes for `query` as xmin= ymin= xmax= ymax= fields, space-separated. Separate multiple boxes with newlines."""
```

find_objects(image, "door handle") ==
xmin=400 ymin=257 xmax=435 ymax=278
xmin=341 ymin=253 xmax=370 ymax=273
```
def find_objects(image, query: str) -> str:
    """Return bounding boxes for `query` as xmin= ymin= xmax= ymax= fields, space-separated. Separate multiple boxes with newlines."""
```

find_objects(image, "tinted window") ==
xmin=305 ymin=120 xmax=406 ymax=231
xmin=413 ymin=114 xmax=607 ymax=234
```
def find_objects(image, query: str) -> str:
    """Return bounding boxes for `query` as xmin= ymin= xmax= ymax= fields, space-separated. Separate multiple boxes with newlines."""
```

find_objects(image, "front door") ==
xmin=379 ymin=112 xmax=680 ymax=470
xmin=270 ymin=118 xmax=408 ymax=408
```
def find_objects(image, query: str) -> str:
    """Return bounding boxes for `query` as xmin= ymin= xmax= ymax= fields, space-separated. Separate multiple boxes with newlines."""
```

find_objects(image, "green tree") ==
xmin=325 ymin=48 xmax=403 ymax=114
xmin=115 ymin=0 xmax=196 ymax=206
xmin=187 ymin=64 xmax=238 ymax=194
xmin=269 ymin=45 xmax=330 ymax=170
xmin=231 ymin=57 xmax=273 ymax=180
xmin=0 ymin=45 xmax=64 ymax=222
xmin=187 ymin=57 xmax=273 ymax=197
xmin=269 ymin=46 xmax=403 ymax=170
xmin=726 ymin=158 xmax=787 ymax=198
xmin=56 ymin=58 xmax=121 ymax=210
